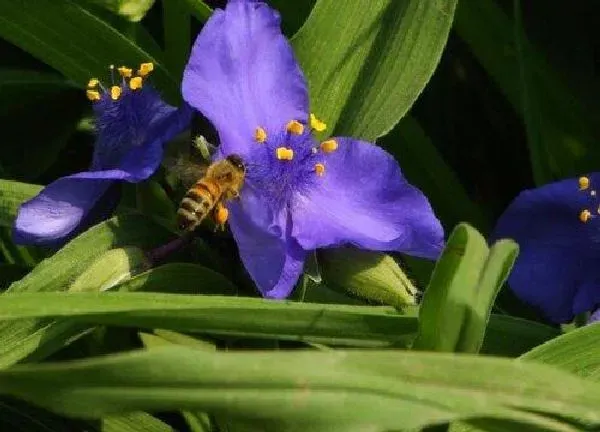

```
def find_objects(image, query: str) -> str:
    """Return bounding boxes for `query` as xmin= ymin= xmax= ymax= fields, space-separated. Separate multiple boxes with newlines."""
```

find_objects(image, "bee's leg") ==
xmin=223 ymin=189 xmax=240 ymax=201
xmin=213 ymin=202 xmax=229 ymax=231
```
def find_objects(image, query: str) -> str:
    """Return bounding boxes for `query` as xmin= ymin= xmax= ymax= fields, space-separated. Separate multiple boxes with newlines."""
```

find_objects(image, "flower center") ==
xmin=245 ymin=114 xmax=337 ymax=209
xmin=86 ymin=62 xmax=154 ymax=102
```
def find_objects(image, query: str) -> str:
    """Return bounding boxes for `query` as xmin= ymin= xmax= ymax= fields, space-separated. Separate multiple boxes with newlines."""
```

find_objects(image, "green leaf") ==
xmin=522 ymin=323 xmax=600 ymax=381
xmin=68 ymin=247 xmax=151 ymax=293
xmin=455 ymin=239 xmax=518 ymax=353
xmin=0 ymin=347 xmax=599 ymax=431
xmin=319 ymin=247 xmax=417 ymax=309
xmin=84 ymin=0 xmax=156 ymax=22
xmin=179 ymin=0 xmax=212 ymax=22
xmin=482 ymin=315 xmax=558 ymax=357
xmin=0 ymin=215 xmax=173 ymax=368
xmin=0 ymin=180 xmax=42 ymax=228
xmin=162 ymin=0 xmax=191 ymax=83
xmin=413 ymin=224 xmax=489 ymax=352
xmin=293 ymin=0 xmax=457 ymax=140
xmin=0 ymin=291 xmax=417 ymax=348
xmin=0 ymin=70 xmax=86 ymax=180
xmin=0 ymin=291 xmax=557 ymax=353
xmin=414 ymin=224 xmax=519 ymax=354
xmin=0 ymin=397 xmax=174 ymax=432
xmin=454 ymin=0 xmax=599 ymax=183
xmin=270 ymin=0 xmax=316 ymax=36
xmin=0 ymin=0 xmax=178 ymax=101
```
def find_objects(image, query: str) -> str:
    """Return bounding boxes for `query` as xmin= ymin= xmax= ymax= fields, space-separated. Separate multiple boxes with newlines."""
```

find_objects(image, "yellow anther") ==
xmin=320 ymin=139 xmax=338 ymax=153
xmin=286 ymin=120 xmax=304 ymax=135
xmin=87 ymin=78 xmax=99 ymax=88
xmin=215 ymin=206 xmax=229 ymax=225
xmin=276 ymin=147 xmax=294 ymax=161
xmin=314 ymin=163 xmax=325 ymax=176
xmin=118 ymin=66 xmax=133 ymax=78
xmin=110 ymin=86 xmax=122 ymax=101
xmin=138 ymin=62 xmax=154 ymax=77
xmin=580 ymin=209 xmax=592 ymax=223
xmin=86 ymin=90 xmax=101 ymax=101
xmin=310 ymin=113 xmax=327 ymax=132
xmin=579 ymin=176 xmax=590 ymax=191
xmin=129 ymin=76 xmax=143 ymax=90
xmin=255 ymin=127 xmax=267 ymax=143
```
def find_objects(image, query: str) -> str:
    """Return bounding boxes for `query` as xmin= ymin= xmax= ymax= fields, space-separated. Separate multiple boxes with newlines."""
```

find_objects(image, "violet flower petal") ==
xmin=12 ymin=174 xmax=116 ymax=246
xmin=292 ymin=138 xmax=444 ymax=259
xmin=228 ymin=186 xmax=306 ymax=298
xmin=182 ymin=0 xmax=308 ymax=157
xmin=491 ymin=174 xmax=600 ymax=323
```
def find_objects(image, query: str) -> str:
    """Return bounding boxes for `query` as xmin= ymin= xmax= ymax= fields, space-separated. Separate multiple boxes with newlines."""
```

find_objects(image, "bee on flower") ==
xmin=179 ymin=0 xmax=444 ymax=298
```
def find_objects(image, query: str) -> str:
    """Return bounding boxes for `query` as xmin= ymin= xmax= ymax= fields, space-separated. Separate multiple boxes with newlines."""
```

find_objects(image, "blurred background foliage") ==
xmin=0 ymin=0 xmax=599 ymax=431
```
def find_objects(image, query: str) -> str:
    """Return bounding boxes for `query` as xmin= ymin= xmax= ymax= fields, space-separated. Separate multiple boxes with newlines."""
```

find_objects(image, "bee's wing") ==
xmin=164 ymin=154 xmax=208 ymax=190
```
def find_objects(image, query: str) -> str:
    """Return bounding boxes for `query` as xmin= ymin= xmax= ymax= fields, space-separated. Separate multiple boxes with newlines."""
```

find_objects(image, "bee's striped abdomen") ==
xmin=176 ymin=180 xmax=221 ymax=231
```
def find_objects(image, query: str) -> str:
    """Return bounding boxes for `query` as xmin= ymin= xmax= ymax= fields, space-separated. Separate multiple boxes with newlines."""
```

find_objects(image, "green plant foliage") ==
xmin=293 ymin=0 xmax=458 ymax=141
xmin=0 ymin=0 xmax=599 ymax=430
xmin=414 ymin=224 xmax=518 ymax=354
xmin=0 ymin=347 xmax=599 ymax=431
xmin=0 ymin=0 xmax=177 ymax=100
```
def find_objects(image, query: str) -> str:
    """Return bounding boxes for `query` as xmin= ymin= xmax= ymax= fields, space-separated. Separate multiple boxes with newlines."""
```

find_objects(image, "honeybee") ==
xmin=168 ymin=136 xmax=246 ymax=232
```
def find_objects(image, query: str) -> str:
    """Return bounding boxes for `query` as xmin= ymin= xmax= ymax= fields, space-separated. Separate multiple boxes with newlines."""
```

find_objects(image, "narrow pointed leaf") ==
xmin=0 ymin=348 xmax=599 ymax=430
xmin=293 ymin=0 xmax=457 ymax=140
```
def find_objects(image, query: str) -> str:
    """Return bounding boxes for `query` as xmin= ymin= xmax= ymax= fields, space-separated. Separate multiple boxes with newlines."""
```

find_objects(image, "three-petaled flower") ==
xmin=13 ymin=63 xmax=191 ymax=247
xmin=492 ymin=174 xmax=600 ymax=323
xmin=181 ymin=0 xmax=444 ymax=298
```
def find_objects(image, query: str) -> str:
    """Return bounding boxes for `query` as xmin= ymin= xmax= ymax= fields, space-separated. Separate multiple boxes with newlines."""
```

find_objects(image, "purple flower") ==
xmin=13 ymin=63 xmax=192 ymax=247
xmin=182 ymin=0 xmax=444 ymax=298
xmin=491 ymin=174 xmax=600 ymax=323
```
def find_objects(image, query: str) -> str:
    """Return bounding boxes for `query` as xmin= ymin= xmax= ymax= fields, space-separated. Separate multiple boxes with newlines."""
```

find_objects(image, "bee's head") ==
xmin=226 ymin=154 xmax=246 ymax=173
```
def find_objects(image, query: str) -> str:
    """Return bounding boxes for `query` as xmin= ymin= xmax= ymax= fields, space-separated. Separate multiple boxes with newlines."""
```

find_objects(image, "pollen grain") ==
xmin=276 ymin=147 xmax=294 ymax=161
xmin=314 ymin=163 xmax=325 ymax=176
xmin=310 ymin=113 xmax=327 ymax=132
xmin=86 ymin=90 xmax=101 ymax=101
xmin=286 ymin=120 xmax=304 ymax=135
xmin=320 ymin=139 xmax=338 ymax=153
xmin=215 ymin=206 xmax=229 ymax=225
xmin=138 ymin=62 xmax=154 ymax=77
xmin=255 ymin=127 xmax=267 ymax=143
xmin=118 ymin=66 xmax=133 ymax=78
xmin=580 ymin=209 xmax=592 ymax=223
xmin=129 ymin=76 xmax=143 ymax=90
xmin=110 ymin=86 xmax=122 ymax=101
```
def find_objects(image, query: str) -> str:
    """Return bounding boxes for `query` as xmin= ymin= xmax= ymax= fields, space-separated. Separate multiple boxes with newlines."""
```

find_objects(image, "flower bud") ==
xmin=319 ymin=247 xmax=417 ymax=309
